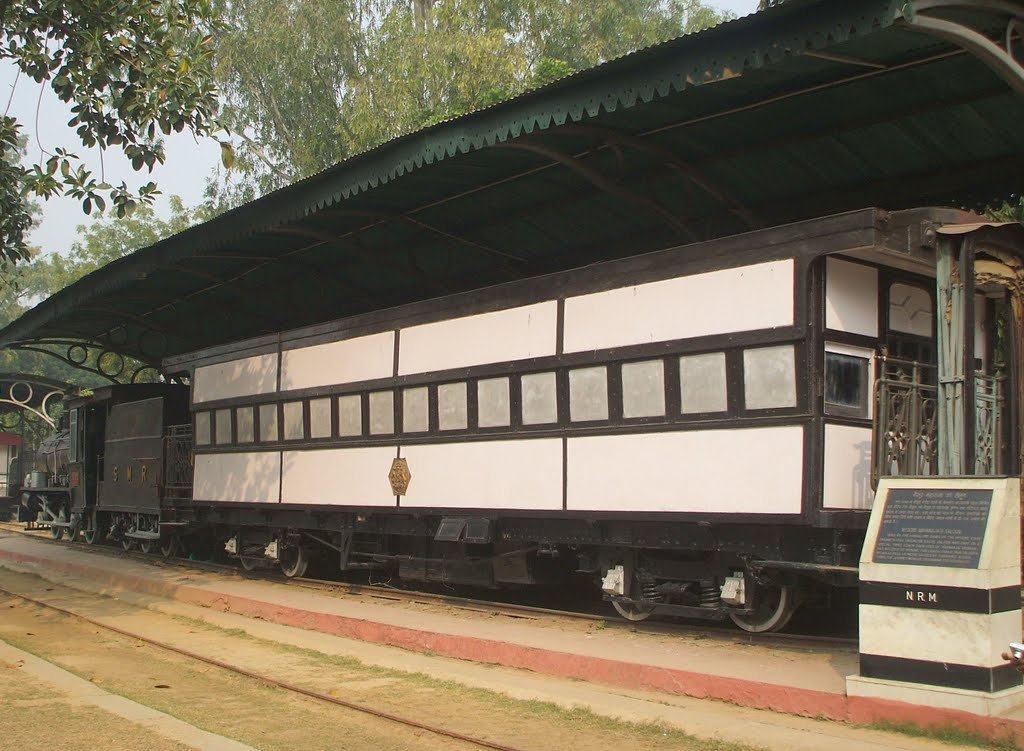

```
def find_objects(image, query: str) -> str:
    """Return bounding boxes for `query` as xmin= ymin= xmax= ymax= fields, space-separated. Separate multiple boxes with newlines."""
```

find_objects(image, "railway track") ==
xmin=0 ymin=583 xmax=528 ymax=751
xmin=0 ymin=521 xmax=859 ymax=652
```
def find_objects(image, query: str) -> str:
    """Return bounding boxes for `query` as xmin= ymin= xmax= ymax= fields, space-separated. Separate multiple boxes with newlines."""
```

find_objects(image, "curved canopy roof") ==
xmin=2 ymin=0 xmax=1022 ymax=369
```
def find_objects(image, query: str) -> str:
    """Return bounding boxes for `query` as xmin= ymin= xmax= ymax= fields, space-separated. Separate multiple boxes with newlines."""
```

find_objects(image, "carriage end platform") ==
xmin=2 ymin=530 xmax=1023 ymax=746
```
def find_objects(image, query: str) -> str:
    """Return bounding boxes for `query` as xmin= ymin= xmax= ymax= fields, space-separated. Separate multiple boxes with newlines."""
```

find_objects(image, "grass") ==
xmin=169 ymin=612 xmax=767 ymax=750
xmin=865 ymin=719 xmax=1019 ymax=751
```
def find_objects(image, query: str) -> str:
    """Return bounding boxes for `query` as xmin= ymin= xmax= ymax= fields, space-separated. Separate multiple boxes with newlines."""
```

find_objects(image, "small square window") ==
xmin=477 ymin=377 xmax=510 ymax=428
xmin=569 ymin=366 xmax=608 ymax=422
xmin=438 ymin=382 xmax=468 ymax=431
xmin=522 ymin=372 xmax=557 ymax=425
xmin=369 ymin=391 xmax=395 ymax=435
xmin=195 ymin=412 xmax=211 ymax=446
xmin=825 ymin=351 xmax=870 ymax=418
xmin=236 ymin=407 xmax=254 ymax=444
xmin=283 ymin=401 xmax=304 ymax=440
xmin=310 ymin=397 xmax=332 ymax=438
xmin=622 ymin=360 xmax=665 ymax=418
xmin=259 ymin=404 xmax=279 ymax=442
xmin=403 ymin=387 xmax=429 ymax=433
xmin=680 ymin=353 xmax=727 ymax=414
xmin=215 ymin=409 xmax=232 ymax=445
xmin=744 ymin=345 xmax=797 ymax=410
xmin=338 ymin=395 xmax=362 ymax=436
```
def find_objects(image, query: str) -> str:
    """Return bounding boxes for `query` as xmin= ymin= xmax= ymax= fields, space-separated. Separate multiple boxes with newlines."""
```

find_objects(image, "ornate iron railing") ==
xmin=164 ymin=424 xmax=193 ymax=500
xmin=872 ymin=356 xmax=1004 ymax=484
xmin=873 ymin=357 xmax=938 ymax=486
xmin=974 ymin=370 xmax=1005 ymax=476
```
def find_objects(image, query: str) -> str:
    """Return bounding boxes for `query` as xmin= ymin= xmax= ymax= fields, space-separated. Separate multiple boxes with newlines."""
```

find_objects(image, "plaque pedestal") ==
xmin=847 ymin=477 xmax=1024 ymax=714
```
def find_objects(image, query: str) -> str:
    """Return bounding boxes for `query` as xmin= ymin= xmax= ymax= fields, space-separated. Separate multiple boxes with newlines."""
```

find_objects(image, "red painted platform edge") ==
xmin=4 ymin=545 xmax=1024 ymax=743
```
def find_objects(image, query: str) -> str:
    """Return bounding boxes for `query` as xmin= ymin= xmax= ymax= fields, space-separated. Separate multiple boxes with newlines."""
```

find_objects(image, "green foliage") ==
xmin=211 ymin=0 xmax=731 ymax=201
xmin=0 ymin=197 xmax=210 ymax=387
xmin=0 ymin=0 xmax=230 ymax=266
xmin=986 ymin=198 xmax=1024 ymax=224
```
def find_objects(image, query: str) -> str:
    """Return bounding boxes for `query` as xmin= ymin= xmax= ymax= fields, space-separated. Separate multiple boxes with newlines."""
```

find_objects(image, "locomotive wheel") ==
xmin=279 ymin=544 xmax=309 ymax=579
xmin=160 ymin=536 xmax=179 ymax=558
xmin=139 ymin=540 xmax=156 ymax=555
xmin=65 ymin=514 xmax=81 ymax=543
xmin=122 ymin=537 xmax=137 ymax=551
xmin=729 ymin=584 xmax=798 ymax=633
xmin=83 ymin=515 xmax=104 ymax=545
xmin=49 ymin=522 xmax=63 ymax=540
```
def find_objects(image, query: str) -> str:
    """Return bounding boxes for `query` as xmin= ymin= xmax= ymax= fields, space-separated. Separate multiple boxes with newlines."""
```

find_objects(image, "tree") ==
xmin=0 ymin=0 xmax=230 ymax=269
xmin=211 ymin=0 xmax=731 ymax=201
xmin=0 ymin=197 xmax=211 ymax=387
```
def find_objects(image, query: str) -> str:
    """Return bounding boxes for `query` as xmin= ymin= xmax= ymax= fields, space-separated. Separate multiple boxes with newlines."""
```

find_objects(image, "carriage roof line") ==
xmin=0 ymin=0 xmax=1021 ymax=376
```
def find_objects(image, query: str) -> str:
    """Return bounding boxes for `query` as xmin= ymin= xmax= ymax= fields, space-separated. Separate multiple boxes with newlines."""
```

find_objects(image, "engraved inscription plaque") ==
xmin=873 ymin=488 xmax=992 ymax=568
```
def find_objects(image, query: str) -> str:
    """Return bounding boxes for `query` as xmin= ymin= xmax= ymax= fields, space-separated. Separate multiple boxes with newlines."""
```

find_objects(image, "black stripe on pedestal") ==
xmin=860 ymin=654 xmax=1023 ymax=693
xmin=860 ymin=581 xmax=1021 ymax=614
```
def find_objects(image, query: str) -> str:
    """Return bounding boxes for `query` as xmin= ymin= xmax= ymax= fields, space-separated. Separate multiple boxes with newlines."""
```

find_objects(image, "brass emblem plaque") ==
xmin=389 ymin=458 xmax=412 ymax=496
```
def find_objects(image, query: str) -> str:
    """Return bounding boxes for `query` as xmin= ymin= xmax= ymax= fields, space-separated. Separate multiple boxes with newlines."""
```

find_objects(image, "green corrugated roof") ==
xmin=1 ymin=0 xmax=1021 ymax=372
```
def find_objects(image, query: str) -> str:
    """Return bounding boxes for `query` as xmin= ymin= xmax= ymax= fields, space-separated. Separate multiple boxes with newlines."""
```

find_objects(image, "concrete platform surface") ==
xmin=1 ymin=531 xmax=1023 ymax=746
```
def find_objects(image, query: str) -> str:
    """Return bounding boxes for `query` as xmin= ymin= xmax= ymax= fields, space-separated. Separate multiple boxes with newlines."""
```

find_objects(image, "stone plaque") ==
xmin=872 ymin=488 xmax=992 ymax=568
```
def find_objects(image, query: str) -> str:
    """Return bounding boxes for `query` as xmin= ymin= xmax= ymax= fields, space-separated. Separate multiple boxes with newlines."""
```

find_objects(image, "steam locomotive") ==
xmin=19 ymin=208 xmax=1024 ymax=633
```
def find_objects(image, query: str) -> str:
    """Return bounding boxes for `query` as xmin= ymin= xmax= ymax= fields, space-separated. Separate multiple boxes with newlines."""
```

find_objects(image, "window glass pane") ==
xmin=622 ymin=360 xmax=665 ymax=418
xmin=283 ymin=401 xmax=304 ymax=440
xmin=744 ymin=345 xmax=797 ymax=410
xmin=477 ymin=377 xmax=510 ymax=428
xmin=195 ymin=411 xmax=211 ymax=446
xmin=215 ymin=409 xmax=232 ymax=444
xmin=438 ymin=382 xmax=468 ymax=431
xmin=259 ymin=404 xmax=279 ymax=442
xmin=680 ymin=353 xmax=727 ymax=414
xmin=403 ymin=387 xmax=429 ymax=433
xmin=889 ymin=283 xmax=933 ymax=337
xmin=521 ymin=372 xmax=558 ymax=425
xmin=825 ymin=352 xmax=869 ymax=416
xmin=310 ymin=397 xmax=332 ymax=438
xmin=369 ymin=391 xmax=395 ymax=435
xmin=338 ymin=395 xmax=362 ymax=436
xmin=236 ymin=407 xmax=254 ymax=443
xmin=569 ymin=366 xmax=608 ymax=422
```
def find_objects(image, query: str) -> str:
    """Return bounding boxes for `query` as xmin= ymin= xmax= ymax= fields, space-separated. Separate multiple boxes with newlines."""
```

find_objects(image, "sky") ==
xmin=2 ymin=0 xmax=761 ymax=259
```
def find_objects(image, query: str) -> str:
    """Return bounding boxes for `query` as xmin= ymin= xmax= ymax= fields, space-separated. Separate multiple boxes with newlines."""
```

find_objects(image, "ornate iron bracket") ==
xmin=0 ymin=376 xmax=71 ymax=429
xmin=7 ymin=340 xmax=160 ymax=384
xmin=903 ymin=1 xmax=1024 ymax=94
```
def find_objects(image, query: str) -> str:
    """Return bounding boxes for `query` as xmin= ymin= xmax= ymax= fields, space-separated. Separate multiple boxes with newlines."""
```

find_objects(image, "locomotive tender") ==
xmin=35 ymin=207 xmax=1024 ymax=632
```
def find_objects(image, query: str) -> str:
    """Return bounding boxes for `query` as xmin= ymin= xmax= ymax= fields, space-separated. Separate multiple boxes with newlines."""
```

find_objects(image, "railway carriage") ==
xmin=52 ymin=207 xmax=1024 ymax=632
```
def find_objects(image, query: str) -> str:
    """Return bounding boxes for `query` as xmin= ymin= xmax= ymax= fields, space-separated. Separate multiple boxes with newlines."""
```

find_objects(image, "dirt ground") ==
xmin=0 ymin=568 xmax=758 ymax=751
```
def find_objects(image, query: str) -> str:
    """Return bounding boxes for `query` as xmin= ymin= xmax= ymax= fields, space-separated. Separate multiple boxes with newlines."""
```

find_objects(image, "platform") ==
xmin=2 ymin=530 xmax=1023 ymax=745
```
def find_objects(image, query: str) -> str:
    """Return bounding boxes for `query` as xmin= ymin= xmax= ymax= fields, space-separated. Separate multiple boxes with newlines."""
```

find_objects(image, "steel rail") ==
xmin=0 ymin=585 xmax=529 ymax=751
xmin=0 ymin=523 xmax=859 ymax=650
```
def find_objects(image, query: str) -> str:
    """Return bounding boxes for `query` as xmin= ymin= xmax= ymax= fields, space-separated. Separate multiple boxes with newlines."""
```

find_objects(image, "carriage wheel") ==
xmin=279 ymin=544 xmax=309 ymax=579
xmin=729 ymin=584 xmax=798 ymax=633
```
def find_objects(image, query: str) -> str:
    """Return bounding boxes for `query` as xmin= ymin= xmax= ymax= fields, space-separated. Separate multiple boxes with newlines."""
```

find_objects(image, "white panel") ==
xmin=825 ymin=257 xmax=878 ymax=336
xmin=194 ymin=452 xmax=280 ymax=503
xmin=400 ymin=439 xmax=563 ymax=510
xmin=822 ymin=424 xmax=873 ymax=510
xmin=563 ymin=260 xmax=793 ymax=352
xmin=399 ymin=302 xmax=557 ymax=375
xmin=860 ymin=605 xmax=1020 ymax=668
xmin=568 ymin=427 xmax=803 ymax=513
xmin=282 ymin=447 xmax=398 ymax=506
xmin=193 ymin=354 xmax=277 ymax=403
xmin=280 ymin=332 xmax=394 ymax=390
